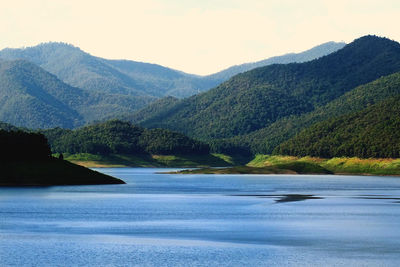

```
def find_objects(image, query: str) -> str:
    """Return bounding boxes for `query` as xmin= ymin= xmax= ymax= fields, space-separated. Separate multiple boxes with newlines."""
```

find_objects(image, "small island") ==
xmin=0 ymin=130 xmax=125 ymax=186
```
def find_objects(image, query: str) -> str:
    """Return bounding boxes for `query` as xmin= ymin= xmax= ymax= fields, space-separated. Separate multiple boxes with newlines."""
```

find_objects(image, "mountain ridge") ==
xmin=0 ymin=41 xmax=346 ymax=98
xmin=129 ymin=35 xmax=400 ymax=143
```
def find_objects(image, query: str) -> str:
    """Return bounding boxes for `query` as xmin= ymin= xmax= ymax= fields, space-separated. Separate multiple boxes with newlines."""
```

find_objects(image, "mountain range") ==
xmin=0 ymin=40 xmax=345 ymax=129
xmin=1 ymin=35 xmax=399 ymax=159
xmin=127 ymin=35 xmax=400 ymax=157
xmin=0 ymin=41 xmax=345 ymax=98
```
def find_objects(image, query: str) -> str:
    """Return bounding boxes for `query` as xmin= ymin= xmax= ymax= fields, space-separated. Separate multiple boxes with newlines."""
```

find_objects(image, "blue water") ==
xmin=1 ymin=168 xmax=400 ymax=266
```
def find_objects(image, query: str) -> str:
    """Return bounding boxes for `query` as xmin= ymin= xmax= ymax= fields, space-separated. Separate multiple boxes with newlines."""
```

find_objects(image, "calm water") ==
xmin=1 ymin=168 xmax=400 ymax=266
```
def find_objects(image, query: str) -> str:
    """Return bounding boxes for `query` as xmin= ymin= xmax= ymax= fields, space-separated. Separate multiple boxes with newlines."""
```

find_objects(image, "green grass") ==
xmin=247 ymin=155 xmax=400 ymax=176
xmin=321 ymin=157 xmax=400 ymax=175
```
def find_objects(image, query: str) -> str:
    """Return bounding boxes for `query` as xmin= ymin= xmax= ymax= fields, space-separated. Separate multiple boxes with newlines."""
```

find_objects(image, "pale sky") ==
xmin=1 ymin=0 xmax=399 ymax=75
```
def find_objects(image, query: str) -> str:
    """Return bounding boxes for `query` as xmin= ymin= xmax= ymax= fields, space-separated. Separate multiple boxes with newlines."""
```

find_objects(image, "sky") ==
xmin=0 ymin=0 xmax=399 ymax=75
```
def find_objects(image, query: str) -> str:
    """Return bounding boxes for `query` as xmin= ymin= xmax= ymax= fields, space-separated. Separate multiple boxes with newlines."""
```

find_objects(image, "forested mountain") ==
xmin=122 ymin=96 xmax=179 ymax=123
xmin=42 ymin=120 xmax=210 ymax=155
xmin=131 ymin=36 xmax=400 ymax=142
xmin=274 ymin=95 xmax=400 ymax=158
xmin=0 ymin=41 xmax=345 ymax=98
xmin=238 ymin=71 xmax=400 ymax=154
xmin=0 ymin=42 xmax=198 ymax=97
xmin=0 ymin=59 xmax=153 ymax=128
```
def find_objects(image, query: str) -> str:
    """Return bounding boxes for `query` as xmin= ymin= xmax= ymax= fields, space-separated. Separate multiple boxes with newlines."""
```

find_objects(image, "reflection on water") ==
xmin=1 ymin=168 xmax=400 ymax=266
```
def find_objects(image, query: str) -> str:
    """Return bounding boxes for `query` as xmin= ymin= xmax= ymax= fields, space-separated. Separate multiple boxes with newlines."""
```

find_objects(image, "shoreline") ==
xmin=65 ymin=154 xmax=400 ymax=177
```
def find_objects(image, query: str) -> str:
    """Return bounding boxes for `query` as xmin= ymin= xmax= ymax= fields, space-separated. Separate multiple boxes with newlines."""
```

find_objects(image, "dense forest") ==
xmin=274 ymin=95 xmax=400 ymax=158
xmin=219 ymin=71 xmax=400 ymax=154
xmin=42 ymin=120 xmax=210 ymax=155
xmin=131 ymin=36 xmax=400 ymax=141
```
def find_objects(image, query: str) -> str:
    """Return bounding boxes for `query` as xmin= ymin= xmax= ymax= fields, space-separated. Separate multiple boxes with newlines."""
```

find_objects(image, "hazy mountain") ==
xmin=129 ymin=36 xmax=400 ymax=143
xmin=207 ymin=41 xmax=346 ymax=82
xmin=0 ymin=59 xmax=153 ymax=129
xmin=0 ymin=41 xmax=345 ymax=98
xmin=0 ymin=43 xmax=169 ymax=97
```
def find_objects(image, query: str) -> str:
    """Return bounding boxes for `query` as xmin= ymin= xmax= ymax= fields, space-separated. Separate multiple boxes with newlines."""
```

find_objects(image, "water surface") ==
xmin=1 ymin=168 xmax=400 ymax=266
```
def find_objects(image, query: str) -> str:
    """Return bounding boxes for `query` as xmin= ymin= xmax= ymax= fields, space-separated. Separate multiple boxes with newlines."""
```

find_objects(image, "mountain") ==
xmin=207 ymin=41 xmax=346 ymax=82
xmin=0 ymin=41 xmax=345 ymax=98
xmin=130 ymin=36 xmax=400 ymax=142
xmin=0 ymin=59 xmax=153 ymax=129
xmin=241 ymin=71 xmax=400 ymax=154
xmin=274 ymin=95 xmax=400 ymax=158
xmin=0 ymin=42 xmax=177 ymax=97
xmin=121 ymin=96 xmax=180 ymax=123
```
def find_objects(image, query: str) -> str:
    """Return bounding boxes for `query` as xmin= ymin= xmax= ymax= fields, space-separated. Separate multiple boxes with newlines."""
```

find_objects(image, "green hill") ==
xmin=0 ymin=59 xmax=152 ymax=128
xmin=122 ymin=96 xmax=180 ymax=123
xmin=238 ymin=71 xmax=400 ymax=154
xmin=132 ymin=36 xmax=400 ymax=141
xmin=42 ymin=120 xmax=210 ymax=156
xmin=274 ymin=95 xmax=400 ymax=158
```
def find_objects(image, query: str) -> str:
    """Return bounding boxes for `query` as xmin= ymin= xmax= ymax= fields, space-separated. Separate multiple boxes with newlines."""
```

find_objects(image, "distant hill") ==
xmin=42 ymin=120 xmax=210 ymax=155
xmin=207 ymin=41 xmax=346 ymax=82
xmin=0 ymin=42 xmax=179 ymax=97
xmin=0 ymin=59 xmax=153 ymax=129
xmin=0 ymin=41 xmax=345 ymax=98
xmin=274 ymin=95 xmax=400 ymax=158
xmin=131 ymin=36 xmax=400 ymax=142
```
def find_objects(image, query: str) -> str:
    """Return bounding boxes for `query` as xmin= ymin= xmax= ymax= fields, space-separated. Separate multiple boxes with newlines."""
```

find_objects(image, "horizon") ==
xmin=1 ymin=0 xmax=399 ymax=75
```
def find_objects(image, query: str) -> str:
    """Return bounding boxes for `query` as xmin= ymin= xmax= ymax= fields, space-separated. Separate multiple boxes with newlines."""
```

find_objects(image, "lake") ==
xmin=1 ymin=168 xmax=400 ymax=266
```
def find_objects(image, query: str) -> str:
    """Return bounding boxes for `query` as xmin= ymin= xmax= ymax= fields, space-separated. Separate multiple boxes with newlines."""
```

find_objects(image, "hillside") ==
xmin=0 ymin=41 xmax=345 ymax=99
xmin=42 ymin=120 xmax=210 ymax=156
xmin=133 ymin=36 xmax=400 ymax=140
xmin=238 ymin=71 xmax=400 ymax=154
xmin=0 ymin=59 xmax=152 ymax=128
xmin=274 ymin=95 xmax=400 ymax=158
xmin=122 ymin=96 xmax=179 ymax=123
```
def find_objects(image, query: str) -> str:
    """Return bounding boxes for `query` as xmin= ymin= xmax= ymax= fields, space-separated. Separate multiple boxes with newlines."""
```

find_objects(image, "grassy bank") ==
xmin=248 ymin=155 xmax=400 ymax=175
xmin=175 ymin=155 xmax=400 ymax=176
xmin=60 ymin=153 xmax=250 ymax=168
